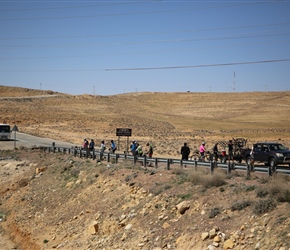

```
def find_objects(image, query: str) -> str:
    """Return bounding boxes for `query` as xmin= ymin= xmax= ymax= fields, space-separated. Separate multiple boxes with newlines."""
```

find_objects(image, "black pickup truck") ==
xmin=243 ymin=142 xmax=290 ymax=167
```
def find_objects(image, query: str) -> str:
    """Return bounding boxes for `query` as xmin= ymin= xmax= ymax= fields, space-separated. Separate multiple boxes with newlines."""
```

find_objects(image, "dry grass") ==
xmin=186 ymin=169 xmax=227 ymax=188
xmin=1 ymin=86 xmax=290 ymax=158
xmin=2 ymin=86 xmax=290 ymax=250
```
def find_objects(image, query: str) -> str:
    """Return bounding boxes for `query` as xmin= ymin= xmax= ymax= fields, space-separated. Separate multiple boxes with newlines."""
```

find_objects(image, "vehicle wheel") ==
xmin=269 ymin=158 xmax=276 ymax=168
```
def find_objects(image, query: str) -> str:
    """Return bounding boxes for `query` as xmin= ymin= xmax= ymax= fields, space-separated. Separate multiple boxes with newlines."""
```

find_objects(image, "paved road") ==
xmin=0 ymin=132 xmax=76 ymax=150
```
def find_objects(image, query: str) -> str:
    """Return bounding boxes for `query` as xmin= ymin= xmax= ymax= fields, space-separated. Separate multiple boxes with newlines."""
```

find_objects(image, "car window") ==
xmin=277 ymin=144 xmax=287 ymax=150
xmin=256 ymin=145 xmax=262 ymax=151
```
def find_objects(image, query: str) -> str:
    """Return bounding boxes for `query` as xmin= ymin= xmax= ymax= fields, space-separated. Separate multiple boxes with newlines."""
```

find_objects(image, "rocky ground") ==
xmin=0 ymin=148 xmax=290 ymax=250
xmin=1 ymin=86 xmax=290 ymax=249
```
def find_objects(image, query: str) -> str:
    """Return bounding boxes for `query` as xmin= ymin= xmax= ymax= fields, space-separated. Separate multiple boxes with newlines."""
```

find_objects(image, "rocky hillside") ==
xmin=1 ymin=86 xmax=290 ymax=158
xmin=0 ymin=149 xmax=290 ymax=250
xmin=1 ymin=86 xmax=290 ymax=250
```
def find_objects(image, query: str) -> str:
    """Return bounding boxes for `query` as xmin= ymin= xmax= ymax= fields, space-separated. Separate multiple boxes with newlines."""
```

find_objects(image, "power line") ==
xmin=105 ymin=58 xmax=290 ymax=71
xmin=0 ymin=2 xmax=263 ymax=21
xmin=0 ymin=2 xmax=140 ymax=12
xmin=1 ymin=21 xmax=290 ymax=40
xmin=0 ymin=58 xmax=288 ymax=72
xmin=1 ymin=38 xmax=289 ymax=60
xmin=1 ymin=31 xmax=290 ymax=49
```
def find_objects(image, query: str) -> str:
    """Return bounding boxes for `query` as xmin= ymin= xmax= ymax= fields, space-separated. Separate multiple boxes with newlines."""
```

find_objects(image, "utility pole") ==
xmin=233 ymin=71 xmax=236 ymax=92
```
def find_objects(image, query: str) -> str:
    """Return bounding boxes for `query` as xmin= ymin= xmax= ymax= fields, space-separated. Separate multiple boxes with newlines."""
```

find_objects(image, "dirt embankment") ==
xmin=0 ymin=149 xmax=290 ymax=250
xmin=1 ymin=86 xmax=290 ymax=249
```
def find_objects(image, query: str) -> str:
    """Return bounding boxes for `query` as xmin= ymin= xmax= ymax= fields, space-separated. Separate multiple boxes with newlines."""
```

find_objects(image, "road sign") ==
xmin=11 ymin=125 xmax=19 ymax=132
xmin=116 ymin=128 xmax=132 ymax=137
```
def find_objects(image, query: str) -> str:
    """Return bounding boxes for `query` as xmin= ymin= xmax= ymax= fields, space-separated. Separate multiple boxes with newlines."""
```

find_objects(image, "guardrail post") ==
xmin=269 ymin=165 xmax=276 ymax=176
xmin=231 ymin=162 xmax=235 ymax=170
xmin=74 ymin=148 xmax=77 ymax=157
xmin=143 ymin=155 xmax=147 ymax=166
xmin=194 ymin=158 xmax=197 ymax=171
xmin=227 ymin=161 xmax=231 ymax=175
xmin=80 ymin=150 xmax=83 ymax=158
xmin=210 ymin=161 xmax=214 ymax=174
xmin=116 ymin=154 xmax=119 ymax=163
xmin=100 ymin=152 xmax=103 ymax=161
xmin=246 ymin=162 xmax=251 ymax=179
xmin=92 ymin=150 xmax=95 ymax=160
xmin=268 ymin=166 xmax=272 ymax=176
xmin=134 ymin=154 xmax=137 ymax=165
xmin=107 ymin=153 xmax=110 ymax=163
xmin=166 ymin=159 xmax=170 ymax=170
xmin=154 ymin=158 xmax=158 ymax=168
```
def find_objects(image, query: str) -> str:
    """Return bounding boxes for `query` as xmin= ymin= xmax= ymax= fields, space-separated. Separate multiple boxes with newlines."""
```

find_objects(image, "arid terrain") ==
xmin=0 ymin=85 xmax=290 ymax=250
xmin=1 ymin=85 xmax=290 ymax=155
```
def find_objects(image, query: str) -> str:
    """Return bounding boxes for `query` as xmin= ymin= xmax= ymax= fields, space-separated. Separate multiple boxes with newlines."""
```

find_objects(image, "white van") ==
xmin=0 ymin=124 xmax=11 ymax=140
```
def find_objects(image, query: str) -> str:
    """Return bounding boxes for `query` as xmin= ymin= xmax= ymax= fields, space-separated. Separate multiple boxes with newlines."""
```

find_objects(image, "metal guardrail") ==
xmin=43 ymin=146 xmax=290 ymax=176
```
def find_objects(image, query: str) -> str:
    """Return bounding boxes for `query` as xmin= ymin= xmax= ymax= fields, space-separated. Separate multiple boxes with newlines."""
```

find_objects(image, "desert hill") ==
xmin=0 ymin=86 xmax=290 ymax=250
xmin=1 ymin=85 xmax=290 ymax=156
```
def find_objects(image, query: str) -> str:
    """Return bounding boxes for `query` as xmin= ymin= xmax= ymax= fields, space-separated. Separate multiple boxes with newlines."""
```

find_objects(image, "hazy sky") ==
xmin=1 ymin=0 xmax=290 ymax=95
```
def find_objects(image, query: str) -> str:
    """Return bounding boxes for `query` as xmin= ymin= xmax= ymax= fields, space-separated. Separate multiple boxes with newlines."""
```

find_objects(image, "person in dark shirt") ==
xmin=181 ymin=142 xmax=190 ymax=161
xmin=212 ymin=143 xmax=219 ymax=161
xmin=228 ymin=140 xmax=234 ymax=160
xmin=89 ymin=139 xmax=95 ymax=151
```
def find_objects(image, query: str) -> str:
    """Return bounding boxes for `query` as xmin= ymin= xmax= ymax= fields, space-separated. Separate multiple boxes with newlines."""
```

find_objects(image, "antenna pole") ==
xmin=233 ymin=71 xmax=236 ymax=92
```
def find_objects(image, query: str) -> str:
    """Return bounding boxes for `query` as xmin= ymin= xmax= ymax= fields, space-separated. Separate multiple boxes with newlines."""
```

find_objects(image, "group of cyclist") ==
xmin=82 ymin=138 xmax=117 ymax=153
xmin=180 ymin=140 xmax=235 ymax=162
xmin=82 ymin=138 xmax=240 ymax=163
xmin=130 ymin=140 xmax=154 ymax=158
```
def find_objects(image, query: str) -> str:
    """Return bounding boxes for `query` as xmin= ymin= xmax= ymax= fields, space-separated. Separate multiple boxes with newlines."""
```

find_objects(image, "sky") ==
xmin=0 ymin=0 xmax=290 ymax=95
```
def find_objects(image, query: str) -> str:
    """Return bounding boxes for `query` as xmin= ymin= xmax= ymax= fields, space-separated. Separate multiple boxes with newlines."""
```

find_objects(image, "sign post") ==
xmin=116 ymin=128 xmax=132 ymax=153
xmin=11 ymin=125 xmax=19 ymax=150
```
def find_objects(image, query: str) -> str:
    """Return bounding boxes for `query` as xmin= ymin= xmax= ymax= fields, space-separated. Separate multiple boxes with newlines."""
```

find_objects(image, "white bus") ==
xmin=0 ymin=124 xmax=11 ymax=140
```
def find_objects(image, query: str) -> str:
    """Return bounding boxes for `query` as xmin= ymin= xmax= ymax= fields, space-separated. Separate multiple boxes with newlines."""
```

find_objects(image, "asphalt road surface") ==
xmin=0 ymin=132 xmax=76 ymax=150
